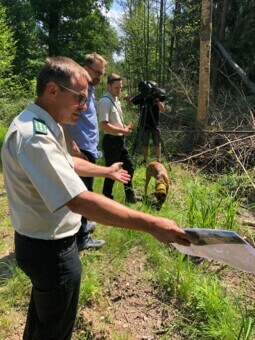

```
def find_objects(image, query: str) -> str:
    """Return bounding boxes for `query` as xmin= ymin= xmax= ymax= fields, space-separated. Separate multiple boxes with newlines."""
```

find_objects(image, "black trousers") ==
xmin=102 ymin=134 xmax=134 ymax=199
xmin=15 ymin=231 xmax=82 ymax=340
xmin=77 ymin=149 xmax=96 ymax=242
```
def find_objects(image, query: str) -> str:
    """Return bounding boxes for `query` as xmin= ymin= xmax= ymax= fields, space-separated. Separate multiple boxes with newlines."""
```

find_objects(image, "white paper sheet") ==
xmin=173 ymin=229 xmax=255 ymax=274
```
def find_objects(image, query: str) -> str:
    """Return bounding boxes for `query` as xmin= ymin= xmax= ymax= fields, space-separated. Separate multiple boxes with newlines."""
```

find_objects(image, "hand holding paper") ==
xmin=172 ymin=229 xmax=255 ymax=274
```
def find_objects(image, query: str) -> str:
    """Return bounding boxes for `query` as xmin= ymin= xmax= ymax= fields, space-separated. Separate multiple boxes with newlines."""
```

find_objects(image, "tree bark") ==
xmin=196 ymin=0 xmax=213 ymax=144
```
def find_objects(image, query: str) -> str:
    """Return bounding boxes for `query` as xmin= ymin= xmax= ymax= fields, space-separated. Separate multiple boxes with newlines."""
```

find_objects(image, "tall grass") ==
xmin=0 ymin=163 xmax=254 ymax=339
xmin=140 ymin=233 xmax=254 ymax=339
xmin=185 ymin=177 xmax=238 ymax=231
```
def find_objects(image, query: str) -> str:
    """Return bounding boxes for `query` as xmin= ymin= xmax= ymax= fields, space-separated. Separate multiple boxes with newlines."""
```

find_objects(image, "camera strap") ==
xmin=102 ymin=96 xmax=125 ymax=127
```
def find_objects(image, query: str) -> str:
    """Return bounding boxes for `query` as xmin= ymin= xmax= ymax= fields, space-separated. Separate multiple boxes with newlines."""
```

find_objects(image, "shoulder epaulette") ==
xmin=33 ymin=118 xmax=48 ymax=135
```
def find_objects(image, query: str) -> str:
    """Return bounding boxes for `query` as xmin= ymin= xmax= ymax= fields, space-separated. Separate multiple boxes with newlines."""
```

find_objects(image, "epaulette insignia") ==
xmin=33 ymin=118 xmax=48 ymax=135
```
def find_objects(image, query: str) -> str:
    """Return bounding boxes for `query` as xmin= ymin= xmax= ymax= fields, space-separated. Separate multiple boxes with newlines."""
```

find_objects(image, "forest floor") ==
xmin=1 ymin=174 xmax=255 ymax=339
xmin=74 ymin=246 xmax=185 ymax=339
xmin=3 ymin=239 xmax=255 ymax=340
xmin=73 ymin=244 xmax=255 ymax=339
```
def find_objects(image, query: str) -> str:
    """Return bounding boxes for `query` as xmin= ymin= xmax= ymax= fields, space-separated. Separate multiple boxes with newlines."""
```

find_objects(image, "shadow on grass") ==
xmin=0 ymin=252 xmax=17 ymax=286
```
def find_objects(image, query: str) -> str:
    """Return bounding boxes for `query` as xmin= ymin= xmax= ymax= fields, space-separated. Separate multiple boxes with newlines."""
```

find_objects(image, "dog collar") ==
xmin=156 ymin=183 xmax=166 ymax=193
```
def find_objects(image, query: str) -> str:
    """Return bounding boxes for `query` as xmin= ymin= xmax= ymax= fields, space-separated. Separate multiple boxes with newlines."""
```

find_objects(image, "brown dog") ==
xmin=145 ymin=161 xmax=170 ymax=206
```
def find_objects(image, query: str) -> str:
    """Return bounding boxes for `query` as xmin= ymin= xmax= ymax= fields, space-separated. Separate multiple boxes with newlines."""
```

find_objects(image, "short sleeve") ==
xmin=98 ymin=98 xmax=113 ymax=123
xmin=16 ymin=133 xmax=86 ymax=212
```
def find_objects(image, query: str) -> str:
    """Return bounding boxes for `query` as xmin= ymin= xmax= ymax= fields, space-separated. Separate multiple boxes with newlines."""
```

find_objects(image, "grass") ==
xmin=0 ymin=125 xmax=7 ymax=170
xmin=0 ymin=146 xmax=255 ymax=338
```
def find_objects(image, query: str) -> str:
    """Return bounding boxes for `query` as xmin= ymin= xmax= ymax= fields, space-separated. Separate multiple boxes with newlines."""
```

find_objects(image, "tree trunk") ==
xmin=212 ymin=0 xmax=229 ymax=97
xmin=196 ymin=0 xmax=213 ymax=144
xmin=158 ymin=0 xmax=164 ymax=85
xmin=213 ymin=37 xmax=255 ymax=94
xmin=169 ymin=0 xmax=181 ymax=72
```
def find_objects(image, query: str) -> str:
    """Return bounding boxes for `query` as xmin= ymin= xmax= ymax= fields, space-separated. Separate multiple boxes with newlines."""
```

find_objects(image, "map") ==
xmin=173 ymin=229 xmax=255 ymax=274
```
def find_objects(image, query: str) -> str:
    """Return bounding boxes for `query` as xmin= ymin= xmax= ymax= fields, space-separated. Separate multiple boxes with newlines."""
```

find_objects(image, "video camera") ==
xmin=138 ymin=81 xmax=166 ymax=102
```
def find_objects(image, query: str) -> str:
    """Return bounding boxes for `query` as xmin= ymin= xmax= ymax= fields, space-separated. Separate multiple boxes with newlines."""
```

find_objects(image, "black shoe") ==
xmin=77 ymin=237 xmax=105 ymax=251
xmin=87 ymin=221 xmax=96 ymax=233
xmin=125 ymin=194 xmax=143 ymax=204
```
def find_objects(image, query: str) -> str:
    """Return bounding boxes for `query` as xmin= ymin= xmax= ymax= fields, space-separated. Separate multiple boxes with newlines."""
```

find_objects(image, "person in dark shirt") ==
xmin=125 ymin=81 xmax=165 ymax=163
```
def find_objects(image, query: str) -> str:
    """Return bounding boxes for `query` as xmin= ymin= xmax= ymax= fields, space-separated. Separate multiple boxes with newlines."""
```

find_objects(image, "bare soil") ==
xmin=1 ymin=230 xmax=255 ymax=340
xmin=74 ymin=246 xmax=185 ymax=340
xmin=73 ymin=244 xmax=255 ymax=339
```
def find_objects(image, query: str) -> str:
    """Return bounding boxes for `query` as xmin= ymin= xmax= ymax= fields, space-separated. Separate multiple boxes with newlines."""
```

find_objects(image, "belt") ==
xmin=15 ymin=231 xmax=76 ymax=245
xmin=104 ymin=134 xmax=124 ymax=139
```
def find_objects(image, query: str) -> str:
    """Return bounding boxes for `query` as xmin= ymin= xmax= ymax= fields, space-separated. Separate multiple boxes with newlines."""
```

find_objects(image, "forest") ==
xmin=1 ymin=0 xmax=255 ymax=160
xmin=1 ymin=0 xmax=255 ymax=339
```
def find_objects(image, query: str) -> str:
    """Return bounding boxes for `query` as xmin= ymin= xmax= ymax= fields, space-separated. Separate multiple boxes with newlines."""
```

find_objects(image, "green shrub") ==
xmin=0 ymin=77 xmax=36 ymax=127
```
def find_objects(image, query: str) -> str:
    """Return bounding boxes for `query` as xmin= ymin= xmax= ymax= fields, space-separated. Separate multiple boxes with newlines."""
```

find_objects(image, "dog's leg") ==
xmin=145 ymin=172 xmax=151 ymax=197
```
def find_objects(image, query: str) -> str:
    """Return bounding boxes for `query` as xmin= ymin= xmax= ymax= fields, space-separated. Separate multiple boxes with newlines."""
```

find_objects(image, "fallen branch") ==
xmin=224 ymin=135 xmax=255 ymax=190
xmin=213 ymin=37 xmax=255 ymax=94
xmin=170 ymin=134 xmax=255 ymax=164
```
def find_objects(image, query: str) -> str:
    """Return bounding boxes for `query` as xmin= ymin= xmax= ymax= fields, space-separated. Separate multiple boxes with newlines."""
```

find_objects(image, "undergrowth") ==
xmin=0 ymin=158 xmax=254 ymax=339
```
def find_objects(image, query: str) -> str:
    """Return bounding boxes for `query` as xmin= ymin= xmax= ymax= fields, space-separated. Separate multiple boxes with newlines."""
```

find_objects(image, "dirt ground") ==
xmin=74 ymin=246 xmax=186 ymax=339
xmin=73 ymin=244 xmax=255 ymax=339
xmin=1 ymin=238 xmax=255 ymax=340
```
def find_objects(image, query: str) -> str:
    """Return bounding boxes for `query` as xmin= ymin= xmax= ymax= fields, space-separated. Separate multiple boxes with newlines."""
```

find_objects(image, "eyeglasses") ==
xmin=57 ymin=83 xmax=87 ymax=106
xmin=86 ymin=65 xmax=104 ymax=77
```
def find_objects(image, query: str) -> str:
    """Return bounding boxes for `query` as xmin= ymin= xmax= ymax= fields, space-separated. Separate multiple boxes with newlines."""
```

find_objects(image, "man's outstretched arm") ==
xmin=67 ymin=191 xmax=198 ymax=247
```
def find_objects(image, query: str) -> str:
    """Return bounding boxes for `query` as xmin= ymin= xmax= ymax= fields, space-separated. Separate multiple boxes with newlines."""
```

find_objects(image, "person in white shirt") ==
xmin=98 ymin=73 xmax=139 ymax=203
xmin=1 ymin=58 xmax=197 ymax=340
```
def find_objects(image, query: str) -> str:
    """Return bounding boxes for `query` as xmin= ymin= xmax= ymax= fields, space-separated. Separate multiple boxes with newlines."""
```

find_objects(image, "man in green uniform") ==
xmin=1 ymin=56 xmax=196 ymax=340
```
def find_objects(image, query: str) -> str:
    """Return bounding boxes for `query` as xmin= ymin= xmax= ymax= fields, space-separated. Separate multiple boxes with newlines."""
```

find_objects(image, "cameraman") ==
xmin=125 ymin=81 xmax=165 ymax=164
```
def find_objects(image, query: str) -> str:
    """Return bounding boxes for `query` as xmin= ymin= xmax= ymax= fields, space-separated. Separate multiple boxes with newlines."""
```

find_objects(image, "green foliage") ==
xmin=170 ymin=0 xmax=201 ymax=71
xmin=145 ymin=242 xmax=254 ymax=339
xmin=0 ymin=0 xmax=118 ymax=89
xmin=0 ymin=4 xmax=17 ymax=90
xmin=224 ymin=0 xmax=255 ymax=81
xmin=1 ymin=0 xmax=46 ymax=81
xmin=0 ymin=124 xmax=7 ymax=169
xmin=120 ymin=1 xmax=162 ymax=87
xmin=0 ymin=2 xmax=37 ymax=128
xmin=29 ymin=0 xmax=117 ymax=63
xmin=184 ymin=176 xmax=239 ymax=231
xmin=0 ymin=124 xmax=7 ymax=146
xmin=0 ymin=78 xmax=36 ymax=128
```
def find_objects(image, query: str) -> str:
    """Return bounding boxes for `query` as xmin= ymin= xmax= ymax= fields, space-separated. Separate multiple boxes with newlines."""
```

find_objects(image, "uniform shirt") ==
xmin=66 ymin=84 xmax=102 ymax=158
xmin=98 ymin=92 xmax=124 ymax=136
xmin=1 ymin=103 xmax=87 ymax=240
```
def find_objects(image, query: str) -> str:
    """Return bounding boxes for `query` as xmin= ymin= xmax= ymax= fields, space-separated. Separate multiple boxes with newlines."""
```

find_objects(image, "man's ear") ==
xmin=47 ymin=82 xmax=58 ymax=97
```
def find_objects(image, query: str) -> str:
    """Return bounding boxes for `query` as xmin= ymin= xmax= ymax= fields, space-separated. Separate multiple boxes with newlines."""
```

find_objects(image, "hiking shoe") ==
xmin=87 ymin=221 xmax=96 ymax=233
xmin=125 ymin=195 xmax=143 ymax=204
xmin=77 ymin=237 xmax=105 ymax=251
